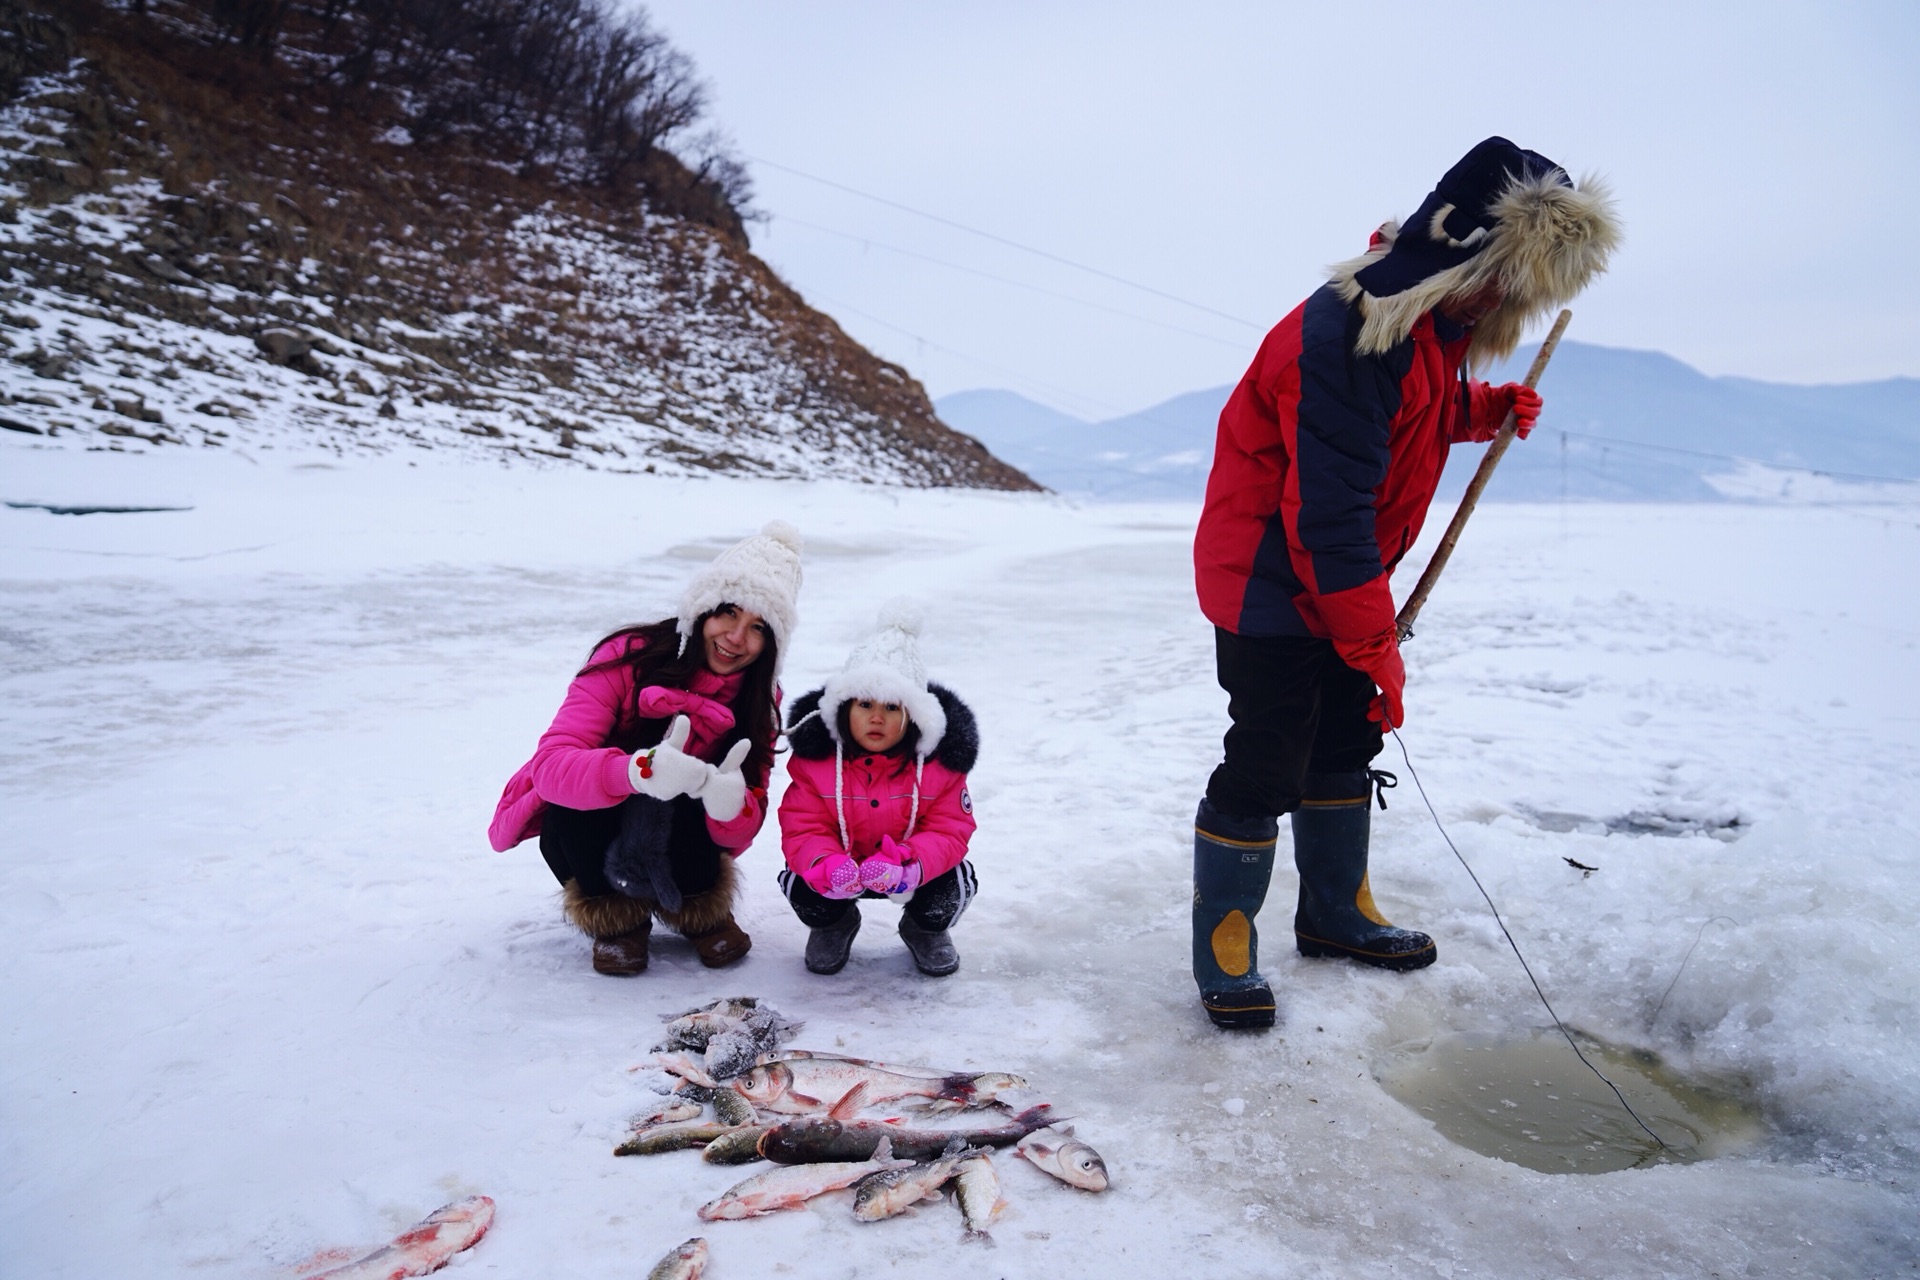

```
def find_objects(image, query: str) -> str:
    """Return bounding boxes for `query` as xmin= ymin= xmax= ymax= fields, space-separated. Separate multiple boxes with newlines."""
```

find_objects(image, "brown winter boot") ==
xmin=562 ymin=880 xmax=656 ymax=978
xmin=656 ymin=857 xmax=751 ymax=968
xmin=592 ymin=925 xmax=651 ymax=976
xmin=689 ymin=917 xmax=752 ymax=968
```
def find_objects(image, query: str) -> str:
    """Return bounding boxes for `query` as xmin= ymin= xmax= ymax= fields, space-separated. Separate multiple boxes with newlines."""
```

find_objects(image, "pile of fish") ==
xmin=623 ymin=997 xmax=1109 ymax=1272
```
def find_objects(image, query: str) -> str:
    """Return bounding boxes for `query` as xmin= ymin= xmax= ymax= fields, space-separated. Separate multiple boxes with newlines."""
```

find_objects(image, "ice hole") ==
xmin=1376 ymin=1026 xmax=1765 ymax=1174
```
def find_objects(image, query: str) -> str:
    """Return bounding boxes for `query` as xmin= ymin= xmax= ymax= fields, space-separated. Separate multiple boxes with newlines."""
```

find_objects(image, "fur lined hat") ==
xmin=818 ymin=603 xmax=948 ymax=758
xmin=676 ymin=520 xmax=804 ymax=675
xmin=1329 ymin=136 xmax=1621 ymax=366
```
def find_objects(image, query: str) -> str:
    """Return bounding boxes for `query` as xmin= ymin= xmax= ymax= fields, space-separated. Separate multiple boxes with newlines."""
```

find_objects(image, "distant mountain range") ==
xmin=937 ymin=341 xmax=1920 ymax=501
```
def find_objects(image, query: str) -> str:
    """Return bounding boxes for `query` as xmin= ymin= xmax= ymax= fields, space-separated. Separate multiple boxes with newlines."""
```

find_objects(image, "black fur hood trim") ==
xmin=786 ymin=682 xmax=979 ymax=774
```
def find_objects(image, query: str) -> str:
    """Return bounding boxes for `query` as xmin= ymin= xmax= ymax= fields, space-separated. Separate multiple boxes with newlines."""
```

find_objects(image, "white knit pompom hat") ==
xmin=821 ymin=601 xmax=947 ymax=758
xmin=676 ymin=520 xmax=804 ymax=676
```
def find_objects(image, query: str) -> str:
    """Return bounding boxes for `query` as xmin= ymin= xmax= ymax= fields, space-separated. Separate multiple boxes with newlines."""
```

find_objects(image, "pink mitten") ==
xmin=860 ymin=838 xmax=923 ymax=895
xmin=803 ymin=853 xmax=863 ymax=900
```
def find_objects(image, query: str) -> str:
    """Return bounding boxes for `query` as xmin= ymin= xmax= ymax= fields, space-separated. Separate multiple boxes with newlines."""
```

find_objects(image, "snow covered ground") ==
xmin=3 ymin=444 xmax=1917 ymax=1277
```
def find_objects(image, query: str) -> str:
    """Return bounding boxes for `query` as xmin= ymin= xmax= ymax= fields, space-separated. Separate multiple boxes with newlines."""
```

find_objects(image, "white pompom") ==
xmin=760 ymin=519 xmax=804 ymax=552
xmin=876 ymin=598 xmax=923 ymax=636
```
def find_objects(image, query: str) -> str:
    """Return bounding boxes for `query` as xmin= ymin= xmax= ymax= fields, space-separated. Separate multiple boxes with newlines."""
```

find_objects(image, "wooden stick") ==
xmin=1395 ymin=308 xmax=1573 ymax=642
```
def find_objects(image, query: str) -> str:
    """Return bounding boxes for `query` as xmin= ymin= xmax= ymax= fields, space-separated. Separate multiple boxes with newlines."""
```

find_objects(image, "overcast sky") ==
xmin=641 ymin=1 xmax=1918 ymax=420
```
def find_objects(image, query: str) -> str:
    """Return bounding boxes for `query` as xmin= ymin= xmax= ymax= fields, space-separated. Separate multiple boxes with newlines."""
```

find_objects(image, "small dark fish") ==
xmin=702 ymin=1125 xmax=774 ymax=1165
xmin=712 ymin=1088 xmax=757 ymax=1128
xmin=615 ymin=1120 xmax=736 ymax=1157
xmin=760 ymin=1105 xmax=1057 ymax=1164
xmin=852 ymin=1141 xmax=985 ymax=1222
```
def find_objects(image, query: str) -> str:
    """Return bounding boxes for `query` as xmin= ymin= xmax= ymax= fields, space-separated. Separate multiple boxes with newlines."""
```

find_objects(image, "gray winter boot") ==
xmin=1193 ymin=797 xmax=1279 ymax=1029
xmin=898 ymin=916 xmax=960 ymax=977
xmin=1293 ymin=769 xmax=1435 ymax=970
xmin=805 ymin=904 xmax=861 ymax=975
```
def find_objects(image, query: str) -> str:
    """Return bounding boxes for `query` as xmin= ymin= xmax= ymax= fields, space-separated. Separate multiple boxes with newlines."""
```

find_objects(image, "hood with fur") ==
xmin=1328 ymin=142 xmax=1621 ymax=368
xmin=786 ymin=683 xmax=978 ymax=775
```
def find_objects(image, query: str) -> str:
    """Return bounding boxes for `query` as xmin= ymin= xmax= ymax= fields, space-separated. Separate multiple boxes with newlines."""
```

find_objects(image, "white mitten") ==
xmin=628 ymin=715 xmax=715 ymax=801
xmin=700 ymin=739 xmax=752 ymax=821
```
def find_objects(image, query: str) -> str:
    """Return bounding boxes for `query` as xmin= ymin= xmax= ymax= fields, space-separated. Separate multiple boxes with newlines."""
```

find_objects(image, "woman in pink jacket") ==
xmin=778 ymin=609 xmax=979 ymax=977
xmin=490 ymin=522 xmax=803 ymax=976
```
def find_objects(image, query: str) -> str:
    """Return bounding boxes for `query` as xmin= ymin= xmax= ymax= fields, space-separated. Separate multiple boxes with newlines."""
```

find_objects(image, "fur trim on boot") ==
xmin=653 ymin=852 xmax=740 ymax=938
xmin=562 ymin=878 xmax=656 ymax=940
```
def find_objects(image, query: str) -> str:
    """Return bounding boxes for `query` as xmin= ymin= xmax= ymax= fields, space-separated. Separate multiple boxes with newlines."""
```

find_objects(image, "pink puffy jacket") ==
xmin=776 ymin=682 xmax=979 ymax=885
xmin=488 ymin=635 xmax=774 ymax=855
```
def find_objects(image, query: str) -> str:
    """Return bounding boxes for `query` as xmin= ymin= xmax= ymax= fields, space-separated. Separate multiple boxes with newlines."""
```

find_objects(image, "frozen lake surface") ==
xmin=3 ymin=447 xmax=1917 ymax=1276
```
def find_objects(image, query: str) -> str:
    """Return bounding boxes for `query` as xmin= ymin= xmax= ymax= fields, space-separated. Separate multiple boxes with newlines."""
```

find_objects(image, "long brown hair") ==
xmin=580 ymin=611 xmax=780 ymax=787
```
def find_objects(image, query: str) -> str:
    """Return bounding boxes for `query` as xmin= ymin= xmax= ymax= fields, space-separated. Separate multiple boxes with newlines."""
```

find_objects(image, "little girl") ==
xmin=778 ymin=609 xmax=979 ymax=976
xmin=489 ymin=522 xmax=803 ymax=976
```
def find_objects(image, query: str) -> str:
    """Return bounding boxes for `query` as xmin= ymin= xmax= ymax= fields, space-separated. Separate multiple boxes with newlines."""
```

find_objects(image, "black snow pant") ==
xmin=778 ymin=861 xmax=979 ymax=931
xmin=539 ymin=796 xmax=723 ymax=901
xmin=1205 ymin=629 xmax=1384 ymax=822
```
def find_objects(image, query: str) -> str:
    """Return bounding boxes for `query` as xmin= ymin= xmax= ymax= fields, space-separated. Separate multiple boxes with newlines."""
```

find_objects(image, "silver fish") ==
xmin=733 ymin=1060 xmax=1027 ymax=1115
xmin=951 ymin=1153 xmax=1006 ymax=1243
xmin=852 ymin=1142 xmax=985 ymax=1222
xmin=628 ymin=1099 xmax=704 ymax=1131
xmin=646 ymin=1236 xmax=709 ymax=1280
xmin=698 ymin=1137 xmax=912 ymax=1220
xmin=1014 ymin=1125 xmax=1109 ymax=1191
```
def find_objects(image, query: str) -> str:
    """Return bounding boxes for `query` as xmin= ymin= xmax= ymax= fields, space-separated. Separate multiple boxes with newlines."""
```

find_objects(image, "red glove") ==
xmin=1493 ymin=383 xmax=1542 ymax=440
xmin=1331 ymin=628 xmax=1406 ymax=731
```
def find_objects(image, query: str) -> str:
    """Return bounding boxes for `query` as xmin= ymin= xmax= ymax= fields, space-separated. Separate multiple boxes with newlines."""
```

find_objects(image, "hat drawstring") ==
xmin=831 ymin=741 xmax=925 ymax=854
xmin=906 ymin=757 xmax=923 ymax=840
xmin=832 ymin=742 xmax=851 ymax=853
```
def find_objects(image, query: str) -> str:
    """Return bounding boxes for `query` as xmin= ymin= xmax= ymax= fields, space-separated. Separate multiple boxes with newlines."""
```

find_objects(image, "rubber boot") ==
xmin=805 ymin=903 xmax=861 ymax=975
xmin=898 ymin=916 xmax=960 ymax=977
xmin=1192 ymin=797 xmax=1279 ymax=1029
xmin=1292 ymin=769 xmax=1435 ymax=970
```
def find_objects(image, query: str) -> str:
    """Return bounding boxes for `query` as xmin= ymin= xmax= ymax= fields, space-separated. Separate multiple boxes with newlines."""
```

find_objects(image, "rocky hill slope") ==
xmin=0 ymin=1 xmax=1034 ymax=488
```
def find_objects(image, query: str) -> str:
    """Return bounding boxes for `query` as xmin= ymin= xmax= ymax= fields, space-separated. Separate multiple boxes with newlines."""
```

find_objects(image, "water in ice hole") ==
xmin=1377 ymin=1026 xmax=1766 ymax=1174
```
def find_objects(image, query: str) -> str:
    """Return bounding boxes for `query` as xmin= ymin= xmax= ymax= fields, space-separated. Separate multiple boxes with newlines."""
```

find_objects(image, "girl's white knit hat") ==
xmin=676 ymin=520 xmax=804 ymax=675
xmin=822 ymin=602 xmax=947 ymax=758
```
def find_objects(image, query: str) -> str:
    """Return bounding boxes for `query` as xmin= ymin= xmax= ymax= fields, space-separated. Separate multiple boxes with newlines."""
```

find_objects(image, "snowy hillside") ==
xmin=938 ymin=342 xmax=1920 ymax=502
xmin=0 ymin=6 xmax=1031 ymax=489
xmin=3 ymin=447 xmax=1917 ymax=1277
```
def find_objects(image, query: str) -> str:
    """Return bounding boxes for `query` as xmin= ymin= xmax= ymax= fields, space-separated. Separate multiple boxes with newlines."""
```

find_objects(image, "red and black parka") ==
xmin=1194 ymin=283 xmax=1505 ymax=644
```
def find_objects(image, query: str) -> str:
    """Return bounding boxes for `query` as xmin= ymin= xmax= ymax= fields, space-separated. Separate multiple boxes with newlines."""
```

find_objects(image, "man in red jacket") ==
xmin=1190 ymin=137 xmax=1621 ymax=1029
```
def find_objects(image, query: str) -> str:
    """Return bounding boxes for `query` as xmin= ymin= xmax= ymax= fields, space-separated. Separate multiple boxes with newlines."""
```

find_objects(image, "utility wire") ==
xmin=770 ymin=215 xmax=1251 ymax=350
xmin=1557 ymin=428 xmax=1920 ymax=487
xmin=748 ymin=154 xmax=1265 ymax=331
xmin=808 ymin=290 xmax=1129 ymax=420
xmin=1389 ymin=724 xmax=1673 ymax=1152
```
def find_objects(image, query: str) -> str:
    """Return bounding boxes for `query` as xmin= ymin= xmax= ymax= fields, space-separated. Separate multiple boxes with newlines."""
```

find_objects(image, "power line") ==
xmin=1558 ymin=428 xmax=1920 ymax=486
xmin=748 ymin=154 xmax=1265 ymax=331
xmin=770 ymin=215 xmax=1250 ymax=350
xmin=810 ymin=290 xmax=1227 ymax=445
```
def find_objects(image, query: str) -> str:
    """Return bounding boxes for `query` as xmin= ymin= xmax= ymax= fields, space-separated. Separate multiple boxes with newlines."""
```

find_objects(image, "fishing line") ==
xmin=1649 ymin=915 xmax=1740 ymax=1029
xmin=1387 ymin=724 xmax=1671 ymax=1150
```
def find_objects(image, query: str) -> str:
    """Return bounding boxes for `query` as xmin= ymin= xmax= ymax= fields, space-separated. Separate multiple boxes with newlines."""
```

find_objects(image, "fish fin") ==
xmin=1011 ymin=1105 xmax=1055 ymax=1129
xmin=962 ymin=1227 xmax=997 ymax=1247
xmin=787 ymin=1088 xmax=823 ymax=1108
xmin=828 ymin=1081 xmax=870 ymax=1121
xmin=1060 ymin=1124 xmax=1075 ymax=1136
